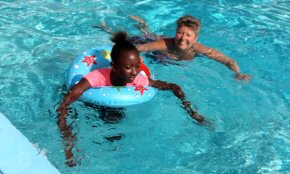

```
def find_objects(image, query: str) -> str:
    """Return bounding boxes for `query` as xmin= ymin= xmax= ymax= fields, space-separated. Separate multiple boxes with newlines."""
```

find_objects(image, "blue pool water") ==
xmin=1 ymin=0 xmax=289 ymax=173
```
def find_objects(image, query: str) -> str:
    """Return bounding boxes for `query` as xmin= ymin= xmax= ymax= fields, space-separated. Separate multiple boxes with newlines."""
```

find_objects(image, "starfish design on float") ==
xmin=82 ymin=55 xmax=97 ymax=67
xmin=134 ymin=85 xmax=148 ymax=95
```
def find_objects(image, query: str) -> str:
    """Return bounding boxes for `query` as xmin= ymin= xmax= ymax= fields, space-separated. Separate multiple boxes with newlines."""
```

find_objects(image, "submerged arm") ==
xmin=58 ymin=78 xmax=91 ymax=116
xmin=57 ymin=78 xmax=91 ymax=167
xmin=58 ymin=112 xmax=77 ymax=167
xmin=194 ymin=43 xmax=252 ymax=80
xmin=130 ymin=15 xmax=151 ymax=35
xmin=93 ymin=22 xmax=114 ymax=35
xmin=149 ymin=79 xmax=205 ymax=123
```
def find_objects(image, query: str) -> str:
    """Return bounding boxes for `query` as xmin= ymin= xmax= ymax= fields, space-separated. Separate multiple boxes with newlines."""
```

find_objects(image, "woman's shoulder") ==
xmin=193 ymin=42 xmax=211 ymax=54
xmin=164 ymin=38 xmax=176 ymax=48
xmin=163 ymin=38 xmax=175 ymax=47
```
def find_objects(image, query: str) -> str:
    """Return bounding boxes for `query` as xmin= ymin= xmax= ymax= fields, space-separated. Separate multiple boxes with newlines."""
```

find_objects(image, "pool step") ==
xmin=0 ymin=113 xmax=61 ymax=174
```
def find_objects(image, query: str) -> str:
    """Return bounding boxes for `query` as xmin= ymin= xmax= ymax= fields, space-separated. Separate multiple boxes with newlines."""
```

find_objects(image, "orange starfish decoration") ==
xmin=82 ymin=55 xmax=97 ymax=67
xmin=134 ymin=85 xmax=148 ymax=95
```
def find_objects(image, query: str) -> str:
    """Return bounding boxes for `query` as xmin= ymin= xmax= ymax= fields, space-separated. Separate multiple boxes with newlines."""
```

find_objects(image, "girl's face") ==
xmin=112 ymin=50 xmax=141 ymax=84
xmin=175 ymin=26 xmax=198 ymax=51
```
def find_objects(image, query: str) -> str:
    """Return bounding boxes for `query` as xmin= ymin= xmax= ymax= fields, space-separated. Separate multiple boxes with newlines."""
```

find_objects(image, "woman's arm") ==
xmin=58 ymin=78 xmax=91 ymax=116
xmin=194 ymin=43 xmax=252 ymax=80
xmin=149 ymin=78 xmax=205 ymax=123
xmin=137 ymin=38 xmax=173 ymax=52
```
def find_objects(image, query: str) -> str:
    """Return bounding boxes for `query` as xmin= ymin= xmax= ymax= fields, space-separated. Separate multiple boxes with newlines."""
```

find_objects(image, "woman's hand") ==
xmin=235 ymin=73 xmax=252 ymax=81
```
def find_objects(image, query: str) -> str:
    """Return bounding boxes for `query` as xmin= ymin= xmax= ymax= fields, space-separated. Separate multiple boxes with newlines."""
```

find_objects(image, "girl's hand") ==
xmin=191 ymin=110 xmax=216 ymax=130
xmin=182 ymin=99 xmax=205 ymax=123
xmin=190 ymin=111 xmax=205 ymax=123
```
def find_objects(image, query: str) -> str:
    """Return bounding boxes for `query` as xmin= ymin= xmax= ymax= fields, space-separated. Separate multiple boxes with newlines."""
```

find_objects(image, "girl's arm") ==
xmin=58 ymin=112 xmax=77 ymax=167
xmin=57 ymin=78 xmax=91 ymax=167
xmin=58 ymin=78 xmax=91 ymax=116
xmin=149 ymin=79 xmax=205 ymax=123
xmin=194 ymin=42 xmax=252 ymax=80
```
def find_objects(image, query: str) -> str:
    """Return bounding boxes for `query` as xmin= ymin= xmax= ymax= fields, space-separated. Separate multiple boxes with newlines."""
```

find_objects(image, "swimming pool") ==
xmin=0 ymin=0 xmax=289 ymax=173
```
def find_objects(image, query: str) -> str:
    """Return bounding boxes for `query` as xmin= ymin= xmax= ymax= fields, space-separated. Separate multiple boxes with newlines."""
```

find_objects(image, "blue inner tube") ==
xmin=66 ymin=45 xmax=157 ymax=108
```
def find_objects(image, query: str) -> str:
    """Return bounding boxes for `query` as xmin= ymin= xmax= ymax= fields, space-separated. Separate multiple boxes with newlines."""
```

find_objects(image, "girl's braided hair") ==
xmin=110 ymin=31 xmax=138 ymax=63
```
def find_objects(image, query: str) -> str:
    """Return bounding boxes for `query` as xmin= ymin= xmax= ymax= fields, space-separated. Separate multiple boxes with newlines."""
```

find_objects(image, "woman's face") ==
xmin=112 ymin=50 xmax=141 ymax=84
xmin=175 ymin=26 xmax=198 ymax=51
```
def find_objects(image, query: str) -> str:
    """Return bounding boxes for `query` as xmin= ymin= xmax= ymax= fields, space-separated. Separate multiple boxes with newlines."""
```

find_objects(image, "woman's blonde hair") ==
xmin=176 ymin=15 xmax=201 ymax=35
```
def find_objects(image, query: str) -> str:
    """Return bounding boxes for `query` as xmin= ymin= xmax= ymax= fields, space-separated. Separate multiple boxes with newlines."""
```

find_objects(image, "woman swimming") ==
xmin=98 ymin=15 xmax=252 ymax=81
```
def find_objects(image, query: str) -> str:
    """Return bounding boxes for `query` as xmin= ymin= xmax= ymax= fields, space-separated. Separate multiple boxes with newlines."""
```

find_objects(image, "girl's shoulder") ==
xmin=84 ymin=68 xmax=112 ymax=87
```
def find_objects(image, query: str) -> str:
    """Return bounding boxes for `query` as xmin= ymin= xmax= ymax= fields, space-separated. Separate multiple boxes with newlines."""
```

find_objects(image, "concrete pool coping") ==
xmin=0 ymin=113 xmax=61 ymax=174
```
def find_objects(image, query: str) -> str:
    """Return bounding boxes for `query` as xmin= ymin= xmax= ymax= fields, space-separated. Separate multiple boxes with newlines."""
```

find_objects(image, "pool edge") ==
xmin=0 ymin=112 xmax=61 ymax=174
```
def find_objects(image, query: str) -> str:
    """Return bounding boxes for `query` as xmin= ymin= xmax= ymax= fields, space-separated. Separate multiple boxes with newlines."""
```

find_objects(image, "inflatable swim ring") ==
xmin=66 ymin=45 xmax=157 ymax=108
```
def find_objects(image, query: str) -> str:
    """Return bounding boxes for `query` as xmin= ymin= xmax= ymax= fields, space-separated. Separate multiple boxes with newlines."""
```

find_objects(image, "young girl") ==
xmin=58 ymin=31 xmax=207 ymax=167
xmin=58 ymin=31 xmax=205 ymax=123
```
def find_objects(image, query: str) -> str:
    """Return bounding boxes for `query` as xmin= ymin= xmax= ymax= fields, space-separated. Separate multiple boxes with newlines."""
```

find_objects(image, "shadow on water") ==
xmin=84 ymin=103 xmax=126 ymax=125
xmin=58 ymin=102 xmax=126 ymax=168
